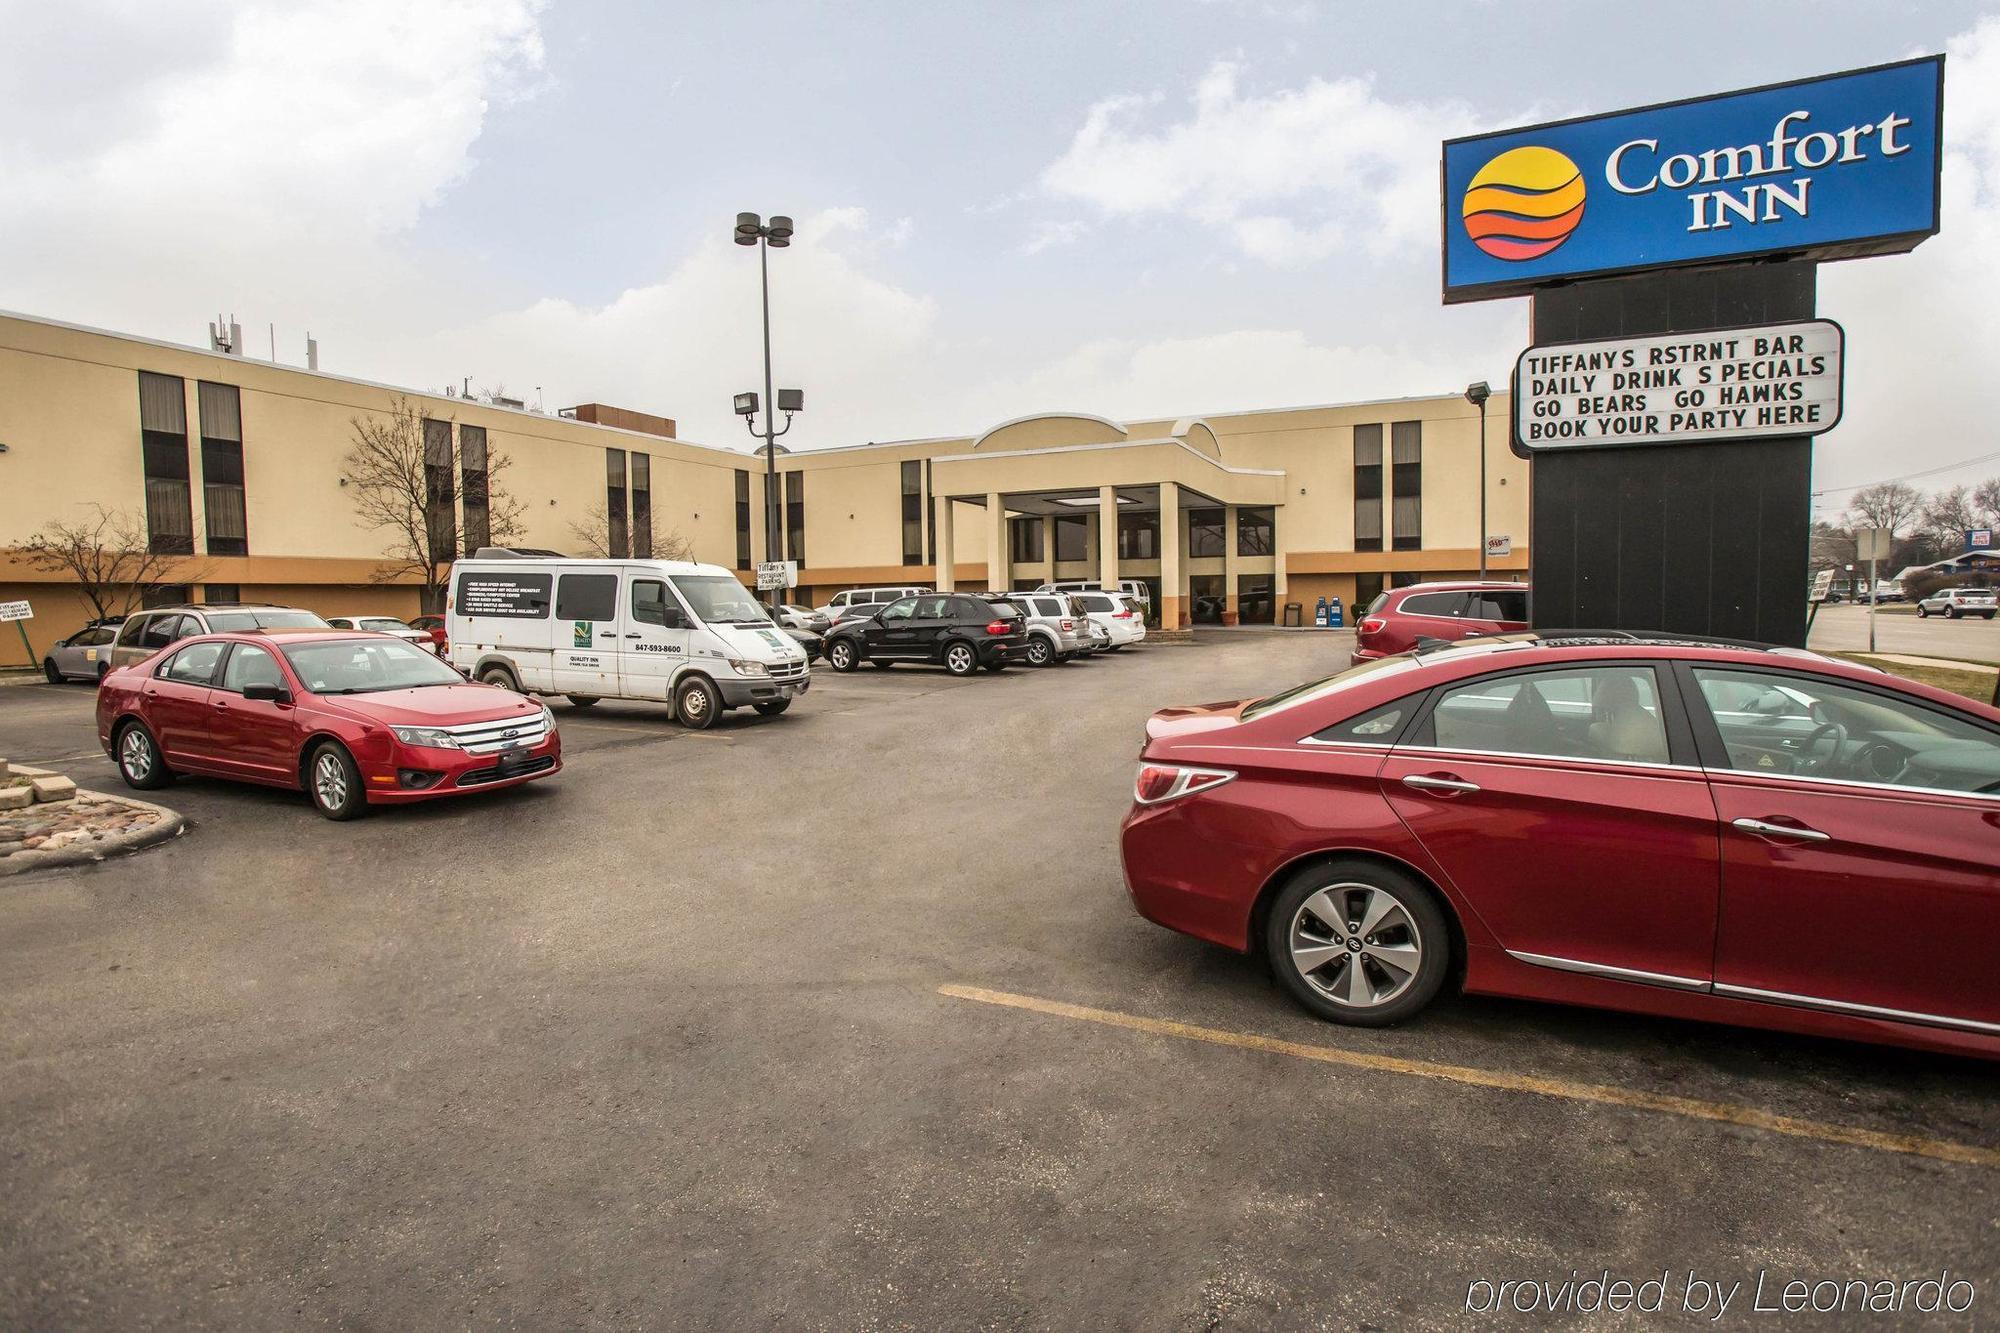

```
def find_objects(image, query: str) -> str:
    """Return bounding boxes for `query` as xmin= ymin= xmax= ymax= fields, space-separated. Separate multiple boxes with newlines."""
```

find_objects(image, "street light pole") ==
xmin=1464 ymin=381 xmax=1492 ymax=580
xmin=734 ymin=212 xmax=798 ymax=613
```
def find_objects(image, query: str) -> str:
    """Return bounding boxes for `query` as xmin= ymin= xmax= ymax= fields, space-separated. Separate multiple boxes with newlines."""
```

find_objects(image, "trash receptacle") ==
xmin=1283 ymin=602 xmax=1302 ymax=627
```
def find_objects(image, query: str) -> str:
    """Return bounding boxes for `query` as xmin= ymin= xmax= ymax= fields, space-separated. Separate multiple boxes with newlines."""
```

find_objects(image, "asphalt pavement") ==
xmin=2 ymin=637 xmax=1996 ymax=1328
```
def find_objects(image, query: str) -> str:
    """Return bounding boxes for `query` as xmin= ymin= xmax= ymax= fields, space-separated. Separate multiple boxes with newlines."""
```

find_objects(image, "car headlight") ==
xmin=391 ymin=725 xmax=462 ymax=749
xmin=539 ymin=703 xmax=555 ymax=730
xmin=727 ymin=658 xmax=768 ymax=677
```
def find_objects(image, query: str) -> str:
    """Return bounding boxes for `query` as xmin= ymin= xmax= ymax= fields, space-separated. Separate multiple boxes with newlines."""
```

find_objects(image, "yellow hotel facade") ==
xmin=0 ymin=310 xmax=1527 ymax=665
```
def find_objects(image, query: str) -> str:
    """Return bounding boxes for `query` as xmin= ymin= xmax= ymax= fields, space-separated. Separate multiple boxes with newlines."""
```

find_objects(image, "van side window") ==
xmin=556 ymin=574 xmax=618 ymax=621
xmin=117 ymin=616 xmax=149 ymax=647
xmin=632 ymin=579 xmax=676 ymax=627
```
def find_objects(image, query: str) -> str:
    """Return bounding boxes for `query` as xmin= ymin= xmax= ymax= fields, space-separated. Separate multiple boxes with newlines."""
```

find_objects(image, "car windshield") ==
xmin=359 ymin=618 xmax=412 ymax=632
xmin=672 ymin=574 xmax=769 ymax=624
xmin=282 ymin=638 xmax=466 ymax=694
xmin=1241 ymin=655 xmax=1426 ymax=721
xmin=205 ymin=609 xmax=330 ymax=631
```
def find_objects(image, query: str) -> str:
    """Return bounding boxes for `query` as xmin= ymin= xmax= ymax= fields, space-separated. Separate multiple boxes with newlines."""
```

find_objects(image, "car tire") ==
xmin=1026 ymin=637 xmax=1054 ymax=667
xmin=95 ymin=663 xmax=108 ymax=684
xmin=43 ymin=658 xmax=62 ymax=684
xmin=1948 ymin=608 xmax=1961 ymax=619
xmin=943 ymin=642 xmax=978 ymax=676
xmin=675 ymin=675 xmax=721 ymax=730
xmin=113 ymin=721 xmax=174 ymax=791
xmin=753 ymin=699 xmax=791 ymax=716
xmin=566 ymin=695 xmax=599 ymax=708
xmin=306 ymin=741 xmax=367 ymax=820
xmin=827 ymin=639 xmax=860 ymax=672
xmin=1264 ymin=860 xmax=1451 ymax=1028
xmin=480 ymin=665 xmax=521 ymax=691
xmin=1917 ymin=605 xmax=1929 ymax=617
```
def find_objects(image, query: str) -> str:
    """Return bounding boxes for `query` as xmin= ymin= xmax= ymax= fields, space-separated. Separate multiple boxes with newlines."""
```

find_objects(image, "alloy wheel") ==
xmin=1287 ymin=883 xmax=1424 ymax=1009
xmin=119 ymin=729 xmax=153 ymax=781
xmin=1028 ymin=639 xmax=1052 ymax=666
xmin=946 ymin=644 xmax=974 ymax=674
xmin=313 ymin=752 xmax=349 ymax=810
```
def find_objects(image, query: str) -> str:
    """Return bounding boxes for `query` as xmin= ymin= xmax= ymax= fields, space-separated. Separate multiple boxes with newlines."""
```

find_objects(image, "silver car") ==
xmin=1916 ymin=586 xmax=1998 ymax=620
xmin=42 ymin=622 xmax=122 ymax=683
xmin=1002 ymin=593 xmax=1094 ymax=666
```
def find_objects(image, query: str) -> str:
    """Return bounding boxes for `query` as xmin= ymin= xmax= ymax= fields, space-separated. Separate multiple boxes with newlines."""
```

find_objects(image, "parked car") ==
xmin=1353 ymin=582 xmax=1529 ymax=660
xmin=772 ymin=603 xmax=832 ymax=634
xmin=407 ymin=614 xmax=449 ymax=653
xmin=42 ymin=623 xmax=124 ymax=683
xmin=1072 ymin=591 xmax=1147 ymax=650
xmin=781 ymin=626 xmax=824 ymax=663
xmin=823 ymin=593 xmax=1032 ymax=676
xmin=1037 ymin=579 xmax=1153 ymax=620
xmin=1917 ymin=587 xmax=1998 ymax=619
xmin=97 ymin=630 xmax=561 ymax=819
xmin=447 ymin=554 xmax=809 ymax=729
xmin=1002 ymin=592 xmax=1094 ymax=666
xmin=325 ymin=615 xmax=434 ymax=647
xmin=108 ymin=603 xmax=330 ymax=671
xmin=1122 ymin=631 xmax=2000 ymax=1060
xmin=816 ymin=586 xmax=932 ymax=620
xmin=1872 ymin=580 xmax=1906 ymax=603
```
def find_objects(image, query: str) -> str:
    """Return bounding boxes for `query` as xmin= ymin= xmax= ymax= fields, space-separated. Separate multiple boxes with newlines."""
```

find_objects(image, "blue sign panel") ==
xmin=1442 ymin=57 xmax=1943 ymax=303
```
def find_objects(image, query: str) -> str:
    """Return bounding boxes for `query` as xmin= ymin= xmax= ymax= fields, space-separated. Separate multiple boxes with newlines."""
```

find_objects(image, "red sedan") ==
xmin=98 ymin=630 xmax=560 ymax=819
xmin=1353 ymin=581 xmax=1528 ymax=660
xmin=1121 ymin=633 xmax=2000 ymax=1060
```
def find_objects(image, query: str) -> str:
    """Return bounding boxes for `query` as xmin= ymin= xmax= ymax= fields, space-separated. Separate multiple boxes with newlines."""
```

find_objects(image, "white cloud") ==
xmin=1021 ymin=220 xmax=1090 ymax=254
xmin=1041 ymin=61 xmax=1480 ymax=263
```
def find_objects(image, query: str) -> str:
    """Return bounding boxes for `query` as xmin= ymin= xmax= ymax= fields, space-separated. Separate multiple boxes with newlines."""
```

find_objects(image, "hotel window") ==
xmin=901 ymin=460 xmax=924 ymax=566
xmin=1009 ymin=516 xmax=1044 ymax=563
xmin=423 ymin=419 xmax=457 ymax=563
xmin=1053 ymin=514 xmax=1088 ymax=563
xmin=204 ymin=583 xmax=241 ymax=603
xmin=785 ymin=471 xmax=805 ymax=567
xmin=630 ymin=453 xmax=653 ymax=558
xmin=1354 ymin=424 xmax=1383 ymax=552
xmin=197 ymin=382 xmax=246 ymax=556
xmin=1117 ymin=510 xmax=1158 ymax=560
xmin=1236 ymin=506 xmax=1274 ymax=556
xmin=460 ymin=424 xmax=489 ymax=556
xmin=1391 ymin=420 xmax=1422 ymax=551
xmin=734 ymin=470 xmax=752 ymax=569
xmin=138 ymin=372 xmax=194 ymax=554
xmin=605 ymin=447 xmax=630 ymax=559
xmin=1188 ymin=508 xmax=1225 ymax=558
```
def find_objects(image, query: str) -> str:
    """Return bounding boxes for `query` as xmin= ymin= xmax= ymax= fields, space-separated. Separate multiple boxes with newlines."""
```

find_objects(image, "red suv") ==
xmin=1121 ymin=633 xmax=2000 ymax=1060
xmin=1353 ymin=581 xmax=1529 ymax=659
xmin=98 ymin=630 xmax=560 ymax=819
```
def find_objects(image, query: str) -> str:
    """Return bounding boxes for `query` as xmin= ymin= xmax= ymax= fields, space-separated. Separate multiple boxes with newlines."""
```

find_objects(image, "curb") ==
xmin=0 ymin=791 xmax=186 ymax=876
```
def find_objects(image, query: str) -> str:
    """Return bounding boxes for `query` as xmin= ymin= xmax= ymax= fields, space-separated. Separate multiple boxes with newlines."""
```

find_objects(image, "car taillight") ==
xmin=1060 ymin=619 xmax=1074 ymax=630
xmin=1113 ymin=610 xmax=1132 ymax=619
xmin=1359 ymin=617 xmax=1386 ymax=635
xmin=1134 ymin=763 xmax=1236 ymax=805
xmin=986 ymin=621 xmax=1010 ymax=635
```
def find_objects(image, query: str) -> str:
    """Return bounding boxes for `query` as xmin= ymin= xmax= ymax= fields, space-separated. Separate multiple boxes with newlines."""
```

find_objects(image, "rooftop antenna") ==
xmin=268 ymin=322 xmax=276 ymax=361
xmin=305 ymin=333 xmax=319 ymax=371
xmin=208 ymin=314 xmax=241 ymax=355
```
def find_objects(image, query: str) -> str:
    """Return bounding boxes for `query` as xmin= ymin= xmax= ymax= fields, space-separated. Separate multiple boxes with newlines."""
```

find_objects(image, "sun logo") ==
xmin=1462 ymin=146 xmax=1586 ymax=261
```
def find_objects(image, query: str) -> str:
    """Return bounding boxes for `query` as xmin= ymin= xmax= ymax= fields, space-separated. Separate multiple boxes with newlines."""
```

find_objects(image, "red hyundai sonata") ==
xmin=98 ymin=630 xmax=560 ymax=819
xmin=1121 ymin=633 xmax=2000 ymax=1060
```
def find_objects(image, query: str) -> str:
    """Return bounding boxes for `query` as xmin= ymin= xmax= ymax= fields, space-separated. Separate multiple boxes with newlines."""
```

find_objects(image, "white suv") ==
xmin=1917 ymin=586 xmax=1998 ymax=620
xmin=1001 ymin=593 xmax=1094 ymax=666
xmin=818 ymin=586 xmax=931 ymax=623
xmin=1072 ymin=590 xmax=1147 ymax=650
xmin=1037 ymin=579 xmax=1152 ymax=620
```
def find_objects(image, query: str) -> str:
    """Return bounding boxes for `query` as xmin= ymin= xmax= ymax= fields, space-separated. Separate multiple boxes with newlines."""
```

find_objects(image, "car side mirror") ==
xmin=242 ymin=682 xmax=289 ymax=703
xmin=660 ymin=605 xmax=687 ymax=629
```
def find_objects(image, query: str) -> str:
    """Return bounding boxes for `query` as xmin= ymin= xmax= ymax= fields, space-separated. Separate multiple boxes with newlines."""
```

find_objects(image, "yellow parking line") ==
xmin=937 ymin=984 xmax=2000 ymax=1169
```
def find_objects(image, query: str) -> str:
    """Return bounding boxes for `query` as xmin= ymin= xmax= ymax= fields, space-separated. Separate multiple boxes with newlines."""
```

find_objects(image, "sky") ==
xmin=3 ymin=0 xmax=1999 ymax=503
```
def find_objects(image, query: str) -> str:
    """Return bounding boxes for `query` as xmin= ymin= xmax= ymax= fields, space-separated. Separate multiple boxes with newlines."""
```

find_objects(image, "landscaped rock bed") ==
xmin=0 ymin=792 xmax=183 ymax=871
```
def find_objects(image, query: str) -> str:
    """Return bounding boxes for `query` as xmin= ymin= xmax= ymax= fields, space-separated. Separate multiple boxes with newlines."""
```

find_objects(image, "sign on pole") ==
xmin=755 ymin=560 xmax=798 ymax=592
xmin=1809 ymin=569 xmax=1835 ymax=603
xmin=1443 ymin=56 xmax=1943 ymax=304
xmin=1855 ymin=527 xmax=1893 ymax=562
xmin=1484 ymin=535 xmax=1513 ymax=558
xmin=0 ymin=600 xmax=32 ymax=623
xmin=1968 ymin=529 xmax=1995 ymax=551
xmin=1513 ymin=320 xmax=1843 ymax=450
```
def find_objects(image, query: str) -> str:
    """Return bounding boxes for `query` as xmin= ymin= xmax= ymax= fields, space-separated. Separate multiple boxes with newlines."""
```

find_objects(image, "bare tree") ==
xmin=343 ymin=396 xmax=527 ymax=613
xmin=1918 ymin=484 xmax=1980 ymax=557
xmin=15 ymin=505 xmax=205 ymax=620
xmin=1973 ymin=476 xmax=2000 ymax=530
xmin=1807 ymin=520 xmax=1855 ymax=572
xmin=1846 ymin=481 xmax=1923 ymax=539
xmin=568 ymin=503 xmax=693 ymax=561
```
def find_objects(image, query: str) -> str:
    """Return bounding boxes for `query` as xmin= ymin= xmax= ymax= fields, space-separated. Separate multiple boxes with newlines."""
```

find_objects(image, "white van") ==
xmin=816 ymin=586 xmax=931 ymax=619
xmin=1037 ymin=579 xmax=1152 ymax=615
xmin=448 ymin=553 xmax=810 ymax=729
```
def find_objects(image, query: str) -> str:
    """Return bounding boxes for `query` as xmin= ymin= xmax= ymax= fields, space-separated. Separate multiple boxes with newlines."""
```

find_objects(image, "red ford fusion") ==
xmin=1353 ymin=581 xmax=1529 ymax=660
xmin=97 ymin=630 xmax=560 ymax=819
xmin=1121 ymin=632 xmax=2000 ymax=1060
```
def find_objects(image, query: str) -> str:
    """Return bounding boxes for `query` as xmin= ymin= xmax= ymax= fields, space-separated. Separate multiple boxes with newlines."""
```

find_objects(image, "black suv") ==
xmin=823 ymin=593 xmax=1032 ymax=676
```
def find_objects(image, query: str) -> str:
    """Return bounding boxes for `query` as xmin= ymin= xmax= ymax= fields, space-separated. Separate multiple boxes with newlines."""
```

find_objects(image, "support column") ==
xmin=1159 ymin=481 xmax=1183 ymax=629
xmin=934 ymin=495 xmax=955 ymax=592
xmin=1098 ymin=485 xmax=1120 ymax=592
xmin=1043 ymin=514 xmax=1057 ymax=581
xmin=1272 ymin=507 xmax=1288 ymax=620
xmin=1222 ymin=506 xmax=1240 ymax=625
xmin=986 ymin=492 xmax=1008 ymax=593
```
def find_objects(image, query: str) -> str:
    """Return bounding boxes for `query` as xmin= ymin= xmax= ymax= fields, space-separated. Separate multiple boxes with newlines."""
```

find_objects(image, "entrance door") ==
xmin=621 ymin=577 xmax=691 ymax=700
xmin=552 ymin=569 xmax=621 ymax=696
xmin=1382 ymin=662 xmax=1721 ymax=985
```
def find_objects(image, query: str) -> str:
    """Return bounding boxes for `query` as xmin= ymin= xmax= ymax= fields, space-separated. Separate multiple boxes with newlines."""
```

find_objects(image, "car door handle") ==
xmin=1731 ymin=817 xmax=1831 ymax=844
xmin=1402 ymin=774 xmax=1480 ymax=795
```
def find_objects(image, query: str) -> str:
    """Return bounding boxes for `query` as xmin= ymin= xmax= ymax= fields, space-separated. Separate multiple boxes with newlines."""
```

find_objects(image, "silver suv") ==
xmin=109 ymin=603 xmax=331 ymax=670
xmin=1916 ymin=586 xmax=1998 ymax=620
xmin=1003 ymin=592 xmax=1095 ymax=666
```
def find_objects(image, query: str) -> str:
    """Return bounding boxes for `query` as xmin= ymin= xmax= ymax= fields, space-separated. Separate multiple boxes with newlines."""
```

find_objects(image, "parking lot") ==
xmin=3 ymin=633 xmax=1997 ymax=1328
